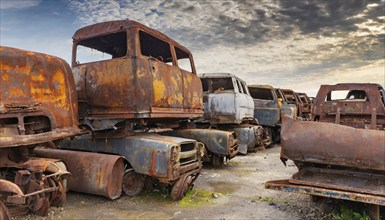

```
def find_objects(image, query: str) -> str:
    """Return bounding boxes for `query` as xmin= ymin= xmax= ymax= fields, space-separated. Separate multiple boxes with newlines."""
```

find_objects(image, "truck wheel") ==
xmin=122 ymin=170 xmax=145 ymax=196
xmin=46 ymin=177 xmax=66 ymax=206
xmin=0 ymin=201 xmax=10 ymax=220
xmin=263 ymin=127 xmax=273 ymax=148
xmin=212 ymin=155 xmax=224 ymax=168
xmin=170 ymin=175 xmax=193 ymax=201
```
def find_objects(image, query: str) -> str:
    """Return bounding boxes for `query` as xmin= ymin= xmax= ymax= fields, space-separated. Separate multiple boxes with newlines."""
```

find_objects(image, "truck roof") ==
xmin=248 ymin=85 xmax=274 ymax=89
xmin=200 ymin=73 xmax=247 ymax=83
xmin=72 ymin=19 xmax=191 ymax=55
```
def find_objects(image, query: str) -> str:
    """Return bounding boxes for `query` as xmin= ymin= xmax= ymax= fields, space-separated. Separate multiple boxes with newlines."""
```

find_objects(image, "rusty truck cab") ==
xmin=1 ymin=47 xmax=80 ymax=147
xmin=71 ymin=20 xmax=202 ymax=130
xmin=312 ymin=83 xmax=385 ymax=129
xmin=200 ymin=73 xmax=254 ymax=125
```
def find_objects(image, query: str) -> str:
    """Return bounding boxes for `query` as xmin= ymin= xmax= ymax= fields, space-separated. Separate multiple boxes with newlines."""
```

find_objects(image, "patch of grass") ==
xmin=179 ymin=188 xmax=222 ymax=207
xmin=332 ymin=206 xmax=370 ymax=220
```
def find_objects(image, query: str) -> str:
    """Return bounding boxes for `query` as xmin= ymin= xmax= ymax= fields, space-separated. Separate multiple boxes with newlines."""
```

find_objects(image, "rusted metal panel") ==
xmin=312 ymin=83 xmax=385 ymax=129
xmin=71 ymin=20 xmax=202 ymax=124
xmin=57 ymin=133 xmax=201 ymax=183
xmin=0 ymin=46 xmax=81 ymax=147
xmin=33 ymin=148 xmax=125 ymax=199
xmin=161 ymin=128 xmax=239 ymax=159
xmin=200 ymin=73 xmax=255 ymax=125
xmin=281 ymin=115 xmax=385 ymax=171
xmin=265 ymin=179 xmax=385 ymax=206
xmin=290 ymin=167 xmax=385 ymax=196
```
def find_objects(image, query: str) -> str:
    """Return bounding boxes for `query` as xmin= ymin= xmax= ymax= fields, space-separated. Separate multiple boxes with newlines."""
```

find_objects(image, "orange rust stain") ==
xmin=1 ymin=73 xmax=9 ymax=81
xmin=30 ymin=73 xmax=45 ymax=82
xmin=8 ymin=87 xmax=26 ymax=98
xmin=176 ymin=92 xmax=183 ymax=104
xmin=51 ymin=70 xmax=69 ymax=109
xmin=150 ymin=151 xmax=157 ymax=176
xmin=153 ymin=79 xmax=166 ymax=104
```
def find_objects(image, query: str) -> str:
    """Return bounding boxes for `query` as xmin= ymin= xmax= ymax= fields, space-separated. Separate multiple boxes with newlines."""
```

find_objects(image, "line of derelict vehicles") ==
xmin=1 ymin=20 xmax=384 ymax=219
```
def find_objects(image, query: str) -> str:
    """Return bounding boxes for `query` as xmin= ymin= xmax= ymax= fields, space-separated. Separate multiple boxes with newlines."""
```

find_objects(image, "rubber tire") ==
xmin=122 ymin=170 xmax=146 ymax=196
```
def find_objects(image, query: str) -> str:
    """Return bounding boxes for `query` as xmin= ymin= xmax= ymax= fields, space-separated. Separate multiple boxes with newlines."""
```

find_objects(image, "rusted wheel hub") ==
xmin=0 ymin=201 xmax=11 ymax=220
xmin=49 ymin=179 xmax=66 ymax=206
xmin=122 ymin=170 xmax=145 ymax=196
xmin=170 ymin=175 xmax=194 ymax=201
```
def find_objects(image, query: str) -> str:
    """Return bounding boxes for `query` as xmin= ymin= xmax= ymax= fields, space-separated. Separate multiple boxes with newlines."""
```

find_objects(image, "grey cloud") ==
xmin=0 ymin=0 xmax=41 ymax=9
xmin=66 ymin=0 xmax=384 ymax=93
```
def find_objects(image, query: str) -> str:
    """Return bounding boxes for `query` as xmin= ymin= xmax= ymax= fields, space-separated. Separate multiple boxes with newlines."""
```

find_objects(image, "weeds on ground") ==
xmin=332 ymin=206 xmax=370 ymax=220
xmin=179 ymin=188 xmax=222 ymax=207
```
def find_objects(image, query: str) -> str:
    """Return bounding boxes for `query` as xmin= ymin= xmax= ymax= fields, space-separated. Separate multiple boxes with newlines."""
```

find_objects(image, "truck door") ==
xmin=174 ymin=46 xmax=202 ymax=111
xmin=139 ymin=31 xmax=184 ymax=110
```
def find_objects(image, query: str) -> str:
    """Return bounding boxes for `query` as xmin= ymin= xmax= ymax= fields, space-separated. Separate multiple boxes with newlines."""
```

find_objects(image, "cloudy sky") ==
xmin=1 ymin=0 xmax=384 ymax=96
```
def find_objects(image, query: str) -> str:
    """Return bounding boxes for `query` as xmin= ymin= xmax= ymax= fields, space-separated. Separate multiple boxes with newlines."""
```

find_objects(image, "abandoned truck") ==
xmin=0 ymin=46 xmax=81 ymax=219
xmin=266 ymin=83 xmax=385 ymax=220
xmin=296 ymin=92 xmax=312 ymax=120
xmin=281 ymin=89 xmax=305 ymax=119
xmin=194 ymin=73 xmax=266 ymax=154
xmin=274 ymin=88 xmax=297 ymax=119
xmin=247 ymin=85 xmax=281 ymax=144
xmin=34 ymin=20 xmax=237 ymax=200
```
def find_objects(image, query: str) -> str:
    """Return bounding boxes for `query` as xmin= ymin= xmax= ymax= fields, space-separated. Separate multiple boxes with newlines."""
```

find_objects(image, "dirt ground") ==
xmin=19 ymin=145 xmax=326 ymax=220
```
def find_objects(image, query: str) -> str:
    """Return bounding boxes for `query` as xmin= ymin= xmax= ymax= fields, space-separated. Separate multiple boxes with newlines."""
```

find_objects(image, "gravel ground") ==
xmin=18 ymin=145 xmax=326 ymax=220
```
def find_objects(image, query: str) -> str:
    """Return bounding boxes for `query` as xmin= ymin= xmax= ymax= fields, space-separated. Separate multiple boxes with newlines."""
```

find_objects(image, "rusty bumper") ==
xmin=0 ymin=127 xmax=81 ymax=148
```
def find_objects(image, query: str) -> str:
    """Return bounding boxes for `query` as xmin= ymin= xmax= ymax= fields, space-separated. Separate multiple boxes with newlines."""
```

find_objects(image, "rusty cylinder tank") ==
xmin=280 ymin=115 xmax=385 ymax=172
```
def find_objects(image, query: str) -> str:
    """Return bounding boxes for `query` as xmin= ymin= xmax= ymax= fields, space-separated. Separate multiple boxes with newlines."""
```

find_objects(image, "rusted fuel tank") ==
xmin=0 ymin=46 xmax=81 ymax=218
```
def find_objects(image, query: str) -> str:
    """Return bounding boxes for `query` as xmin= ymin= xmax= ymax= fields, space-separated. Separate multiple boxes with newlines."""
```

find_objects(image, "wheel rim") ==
xmin=170 ymin=175 xmax=194 ymax=201
xmin=0 ymin=201 xmax=11 ymax=220
xmin=122 ymin=170 xmax=145 ymax=196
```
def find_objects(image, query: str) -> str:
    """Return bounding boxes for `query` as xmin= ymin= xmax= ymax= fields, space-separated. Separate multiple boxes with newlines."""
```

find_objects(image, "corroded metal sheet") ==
xmin=0 ymin=46 xmax=80 ymax=147
xmin=281 ymin=115 xmax=385 ymax=171
xmin=290 ymin=167 xmax=385 ymax=196
xmin=265 ymin=179 xmax=385 ymax=206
